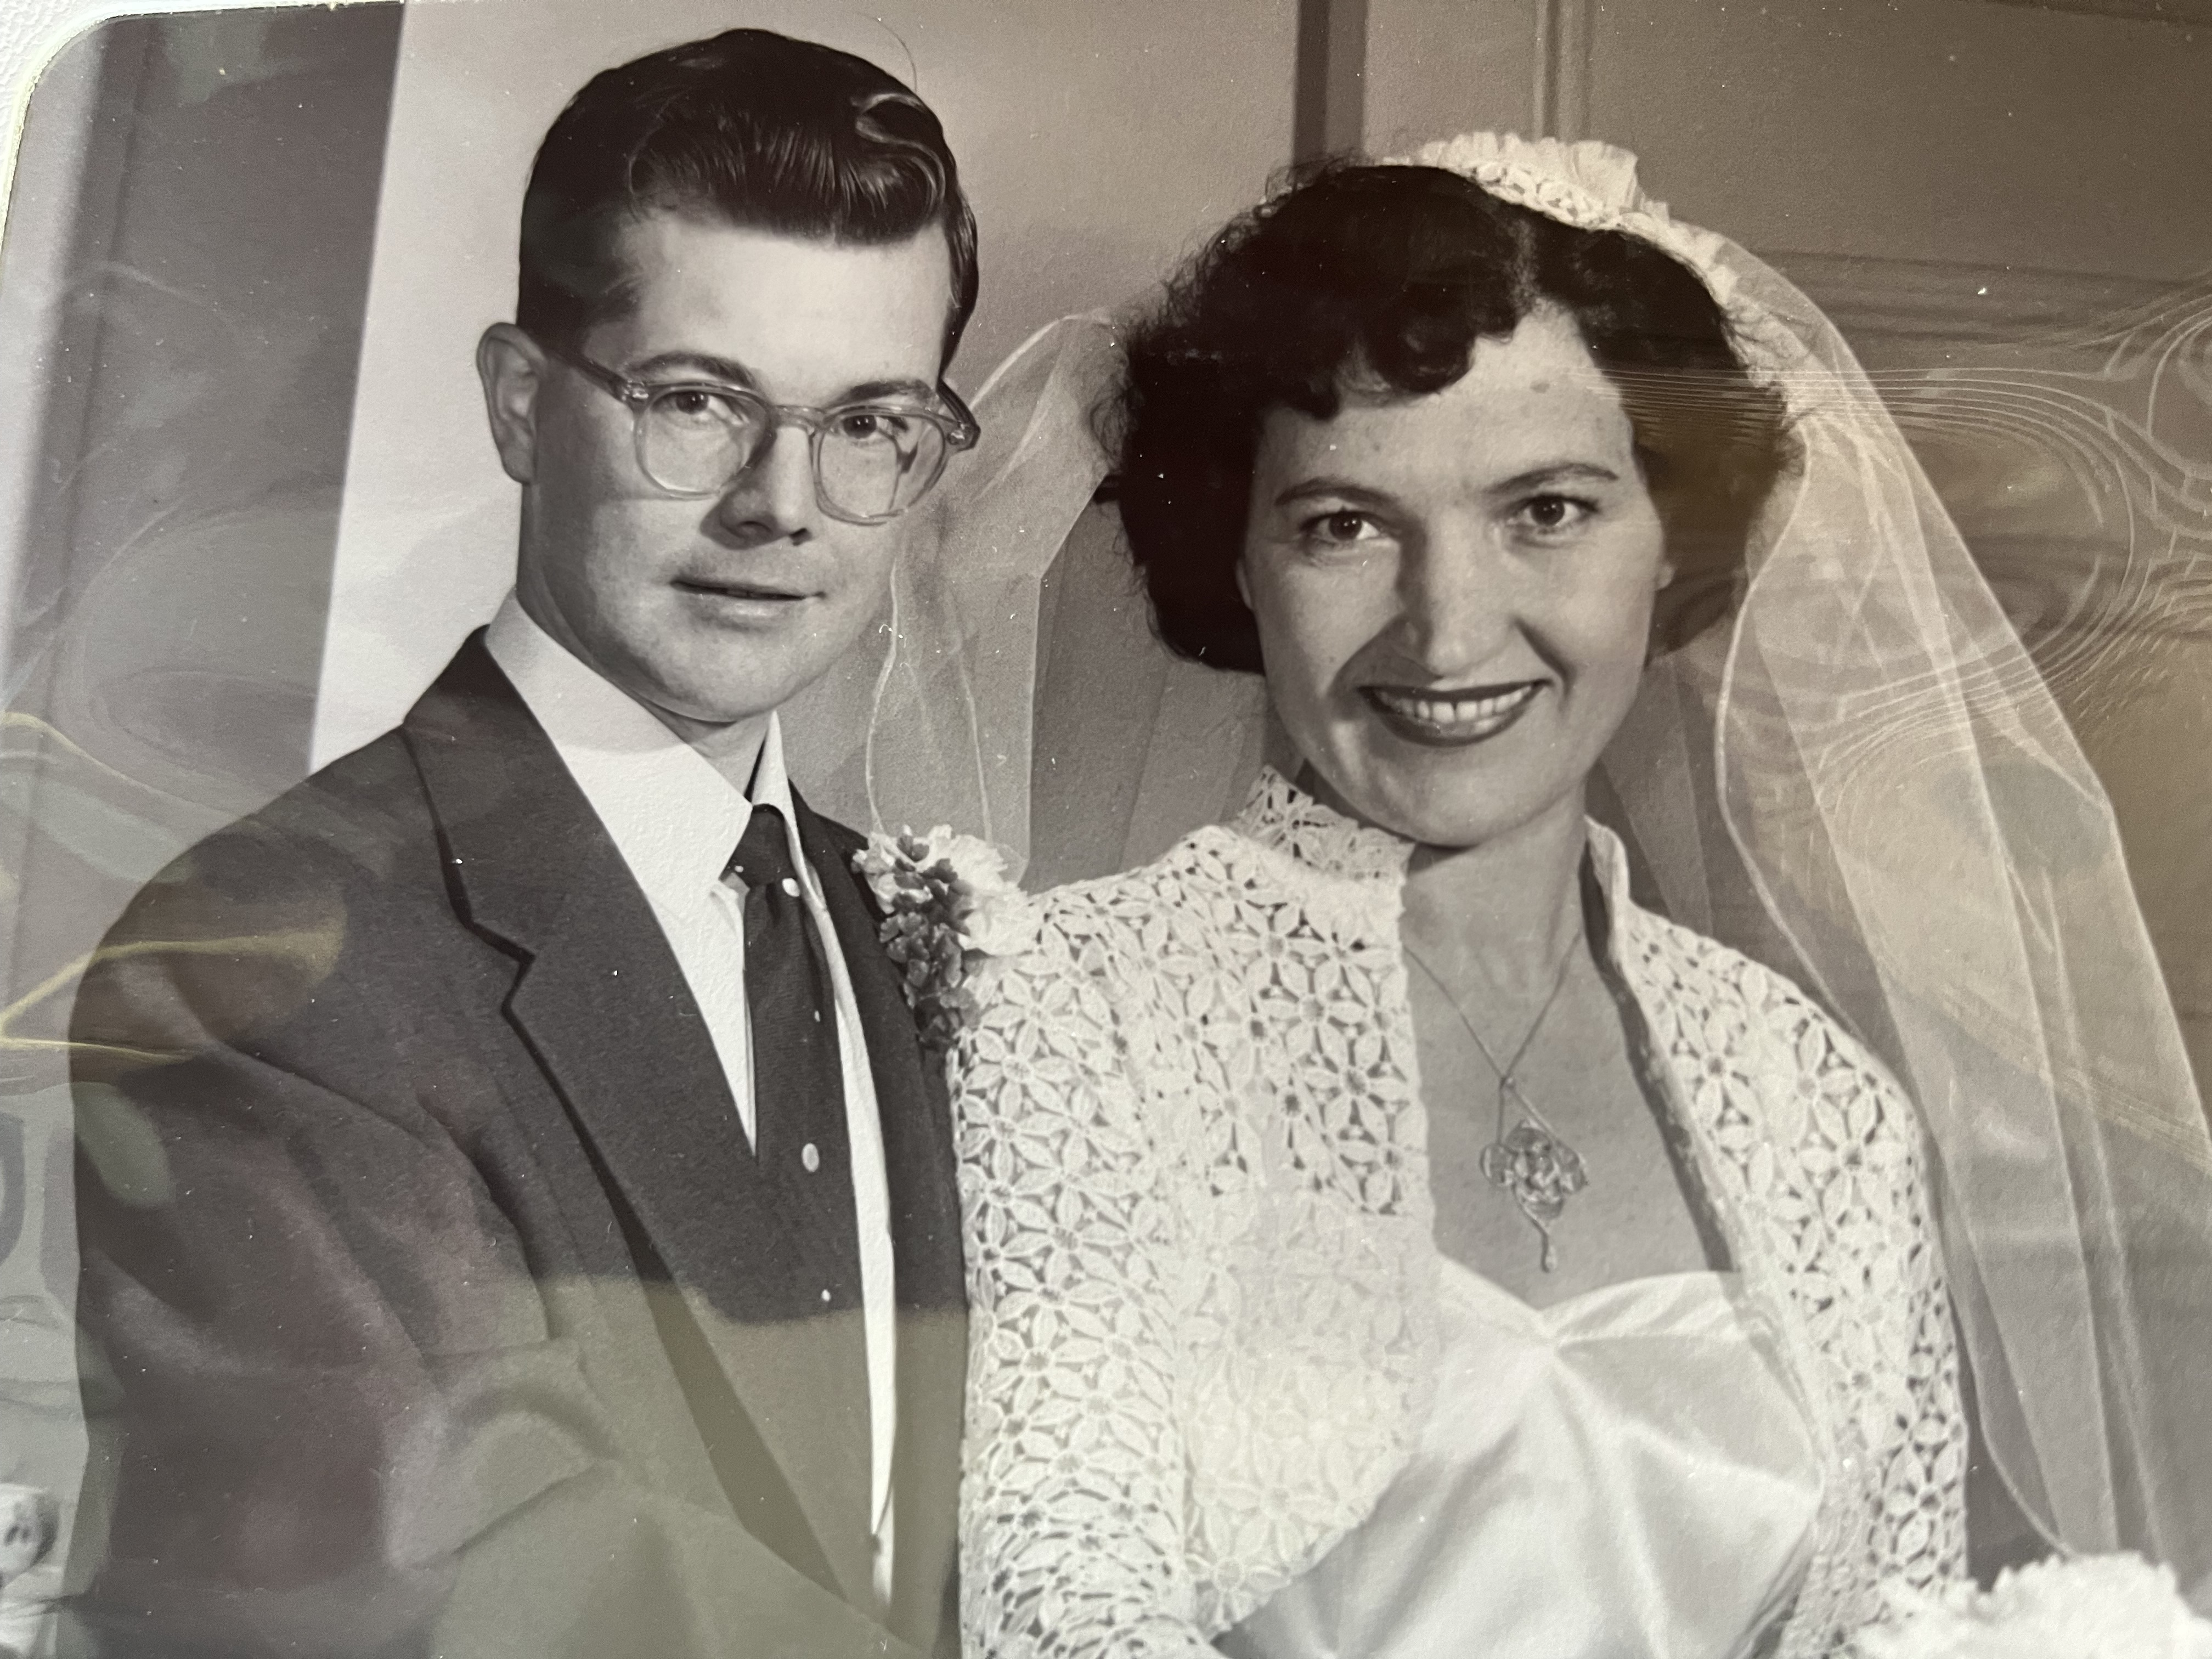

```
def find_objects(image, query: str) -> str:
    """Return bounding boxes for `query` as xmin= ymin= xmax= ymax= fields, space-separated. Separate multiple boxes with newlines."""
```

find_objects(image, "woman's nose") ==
xmin=711 ymin=421 xmax=821 ymax=546
xmin=1399 ymin=529 xmax=1512 ymax=674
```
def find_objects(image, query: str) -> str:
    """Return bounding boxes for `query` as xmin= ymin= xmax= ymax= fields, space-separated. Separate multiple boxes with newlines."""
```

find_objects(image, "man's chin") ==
xmin=647 ymin=682 xmax=802 ymax=729
xmin=593 ymin=616 xmax=876 ymax=738
xmin=635 ymin=659 xmax=839 ymax=730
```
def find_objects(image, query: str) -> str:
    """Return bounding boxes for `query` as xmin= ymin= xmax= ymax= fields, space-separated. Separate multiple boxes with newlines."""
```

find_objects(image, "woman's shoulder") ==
xmin=1613 ymin=894 xmax=1821 ymax=1028
xmin=973 ymin=826 xmax=1260 ymax=1011
xmin=1000 ymin=820 xmax=1329 ymax=973
xmin=1604 ymin=874 xmax=1918 ymax=1149
xmin=956 ymin=831 xmax=1275 ymax=1123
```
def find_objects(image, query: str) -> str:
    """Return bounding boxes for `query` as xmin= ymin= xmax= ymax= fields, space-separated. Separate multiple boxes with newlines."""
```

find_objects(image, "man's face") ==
xmin=490 ymin=212 xmax=955 ymax=732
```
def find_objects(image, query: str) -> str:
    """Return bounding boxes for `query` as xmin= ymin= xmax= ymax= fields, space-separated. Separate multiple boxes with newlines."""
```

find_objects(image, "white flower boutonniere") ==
xmin=854 ymin=826 xmax=1041 ymax=1055
xmin=1855 ymin=1555 xmax=2212 ymax=1659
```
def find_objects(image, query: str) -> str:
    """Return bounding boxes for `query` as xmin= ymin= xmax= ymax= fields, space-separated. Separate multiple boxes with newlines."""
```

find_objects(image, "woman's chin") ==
xmin=1319 ymin=759 xmax=1583 ymax=854
xmin=1326 ymin=776 xmax=1508 ymax=850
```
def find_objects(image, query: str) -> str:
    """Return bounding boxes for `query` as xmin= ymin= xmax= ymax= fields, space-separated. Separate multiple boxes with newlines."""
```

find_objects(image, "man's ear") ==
xmin=1234 ymin=557 xmax=1253 ymax=611
xmin=477 ymin=324 xmax=545 ymax=486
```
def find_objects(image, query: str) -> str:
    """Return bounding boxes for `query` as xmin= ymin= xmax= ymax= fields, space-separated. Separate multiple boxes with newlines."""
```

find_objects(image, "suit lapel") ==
xmin=400 ymin=636 xmax=870 ymax=1606
xmin=791 ymin=798 xmax=968 ymax=1654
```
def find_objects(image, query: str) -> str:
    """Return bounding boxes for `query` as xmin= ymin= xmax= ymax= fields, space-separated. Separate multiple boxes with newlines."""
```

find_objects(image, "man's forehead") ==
xmin=597 ymin=210 xmax=955 ymax=341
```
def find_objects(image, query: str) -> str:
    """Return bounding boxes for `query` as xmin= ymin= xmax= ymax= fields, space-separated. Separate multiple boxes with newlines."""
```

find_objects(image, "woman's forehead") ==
xmin=1260 ymin=314 xmax=1635 ymax=489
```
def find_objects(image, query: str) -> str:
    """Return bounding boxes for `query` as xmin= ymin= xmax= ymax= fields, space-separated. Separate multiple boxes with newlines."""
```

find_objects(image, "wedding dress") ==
xmin=1216 ymin=1268 xmax=1821 ymax=1658
xmin=954 ymin=774 xmax=1961 ymax=1658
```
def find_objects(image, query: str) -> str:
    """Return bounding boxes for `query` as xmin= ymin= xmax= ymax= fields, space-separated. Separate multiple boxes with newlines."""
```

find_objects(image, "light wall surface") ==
xmin=1363 ymin=0 xmax=1538 ymax=154
xmin=1365 ymin=0 xmax=2212 ymax=279
xmin=1578 ymin=0 xmax=2212 ymax=279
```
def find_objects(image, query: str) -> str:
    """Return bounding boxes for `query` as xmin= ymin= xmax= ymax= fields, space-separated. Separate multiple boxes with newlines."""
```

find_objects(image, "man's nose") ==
xmin=710 ymin=421 xmax=821 ymax=545
xmin=1400 ymin=528 xmax=1513 ymax=674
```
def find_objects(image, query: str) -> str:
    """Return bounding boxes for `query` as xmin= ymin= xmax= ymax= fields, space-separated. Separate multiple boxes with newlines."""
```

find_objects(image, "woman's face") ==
xmin=1239 ymin=303 xmax=1669 ymax=849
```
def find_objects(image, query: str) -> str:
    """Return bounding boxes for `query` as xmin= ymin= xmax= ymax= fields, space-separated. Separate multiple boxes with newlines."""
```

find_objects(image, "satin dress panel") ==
xmin=1220 ymin=1266 xmax=1824 ymax=1659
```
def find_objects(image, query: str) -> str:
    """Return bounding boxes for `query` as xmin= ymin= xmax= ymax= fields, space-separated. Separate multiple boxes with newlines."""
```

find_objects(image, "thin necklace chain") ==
xmin=1406 ymin=934 xmax=1592 ymax=1272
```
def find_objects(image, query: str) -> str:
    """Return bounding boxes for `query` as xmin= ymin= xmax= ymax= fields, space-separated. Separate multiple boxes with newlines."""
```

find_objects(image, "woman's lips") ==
xmin=1361 ymin=680 xmax=1544 ymax=745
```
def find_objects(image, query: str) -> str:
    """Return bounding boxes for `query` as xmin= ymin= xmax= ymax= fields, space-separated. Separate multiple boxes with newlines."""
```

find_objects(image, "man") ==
xmin=69 ymin=30 xmax=978 ymax=1658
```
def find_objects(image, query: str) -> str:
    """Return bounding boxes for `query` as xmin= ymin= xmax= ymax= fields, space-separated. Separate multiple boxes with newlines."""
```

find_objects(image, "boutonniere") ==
xmin=1855 ymin=1554 xmax=2212 ymax=1658
xmin=854 ymin=826 xmax=1040 ymax=1054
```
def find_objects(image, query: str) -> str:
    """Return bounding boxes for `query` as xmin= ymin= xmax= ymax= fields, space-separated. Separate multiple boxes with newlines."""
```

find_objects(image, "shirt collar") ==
xmin=485 ymin=592 xmax=792 ymax=901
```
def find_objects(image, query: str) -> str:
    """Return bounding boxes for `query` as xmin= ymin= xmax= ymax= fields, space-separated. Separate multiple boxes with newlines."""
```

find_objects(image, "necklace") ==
xmin=1407 ymin=938 xmax=1589 ymax=1273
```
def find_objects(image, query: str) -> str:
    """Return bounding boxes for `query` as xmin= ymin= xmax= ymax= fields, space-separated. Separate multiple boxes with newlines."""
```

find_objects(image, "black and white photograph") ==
xmin=1 ymin=1 xmax=2210 ymax=1654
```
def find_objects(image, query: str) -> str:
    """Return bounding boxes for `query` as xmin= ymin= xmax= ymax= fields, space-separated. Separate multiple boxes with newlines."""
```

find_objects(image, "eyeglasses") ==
xmin=541 ymin=340 xmax=979 ymax=526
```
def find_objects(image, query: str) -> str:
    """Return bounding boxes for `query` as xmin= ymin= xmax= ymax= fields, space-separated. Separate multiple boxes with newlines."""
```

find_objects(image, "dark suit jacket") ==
xmin=67 ymin=636 xmax=967 ymax=1658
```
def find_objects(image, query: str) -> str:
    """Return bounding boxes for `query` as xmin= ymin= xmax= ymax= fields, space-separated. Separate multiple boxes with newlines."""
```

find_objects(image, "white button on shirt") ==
xmin=486 ymin=594 xmax=900 ymax=1606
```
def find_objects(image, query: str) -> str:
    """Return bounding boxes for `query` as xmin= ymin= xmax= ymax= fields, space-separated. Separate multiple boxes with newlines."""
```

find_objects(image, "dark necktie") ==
xmin=723 ymin=804 xmax=864 ymax=1319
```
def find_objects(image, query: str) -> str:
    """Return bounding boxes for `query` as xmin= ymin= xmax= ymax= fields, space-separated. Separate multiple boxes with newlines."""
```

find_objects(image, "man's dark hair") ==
xmin=1116 ymin=160 xmax=1794 ymax=671
xmin=518 ymin=29 xmax=979 ymax=363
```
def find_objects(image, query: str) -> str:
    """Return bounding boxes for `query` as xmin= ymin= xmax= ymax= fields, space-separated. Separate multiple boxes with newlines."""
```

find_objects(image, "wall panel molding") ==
xmin=1979 ymin=0 xmax=2212 ymax=26
xmin=1295 ymin=0 xmax=1368 ymax=160
xmin=1533 ymin=0 xmax=1592 ymax=138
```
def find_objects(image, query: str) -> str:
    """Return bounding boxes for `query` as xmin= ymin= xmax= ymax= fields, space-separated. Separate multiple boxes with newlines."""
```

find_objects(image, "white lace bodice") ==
xmin=952 ymin=771 xmax=1966 ymax=1658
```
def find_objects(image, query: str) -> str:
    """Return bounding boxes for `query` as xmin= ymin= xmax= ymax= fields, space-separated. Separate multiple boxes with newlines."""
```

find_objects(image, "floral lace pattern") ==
xmin=953 ymin=771 xmax=1966 ymax=1659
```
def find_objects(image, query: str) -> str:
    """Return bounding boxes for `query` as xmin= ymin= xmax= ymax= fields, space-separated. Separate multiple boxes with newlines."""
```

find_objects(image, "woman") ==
xmin=942 ymin=137 xmax=2212 ymax=1657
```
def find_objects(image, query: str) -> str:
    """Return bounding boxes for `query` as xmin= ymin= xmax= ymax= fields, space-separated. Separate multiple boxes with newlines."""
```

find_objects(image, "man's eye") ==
xmin=833 ymin=410 xmax=921 ymax=446
xmin=657 ymin=388 xmax=744 ymax=425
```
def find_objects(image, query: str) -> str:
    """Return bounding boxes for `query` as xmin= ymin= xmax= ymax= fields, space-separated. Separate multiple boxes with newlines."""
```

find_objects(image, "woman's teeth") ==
xmin=1372 ymin=682 xmax=1541 ymax=733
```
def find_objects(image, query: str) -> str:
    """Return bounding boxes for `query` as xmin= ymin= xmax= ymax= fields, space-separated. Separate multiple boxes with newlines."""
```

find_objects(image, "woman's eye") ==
xmin=1301 ymin=510 xmax=1381 ymax=547
xmin=1514 ymin=494 xmax=1595 ymax=534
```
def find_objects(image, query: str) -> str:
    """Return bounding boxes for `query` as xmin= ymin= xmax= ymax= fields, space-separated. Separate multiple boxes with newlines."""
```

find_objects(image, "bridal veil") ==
xmin=822 ymin=132 xmax=2212 ymax=1600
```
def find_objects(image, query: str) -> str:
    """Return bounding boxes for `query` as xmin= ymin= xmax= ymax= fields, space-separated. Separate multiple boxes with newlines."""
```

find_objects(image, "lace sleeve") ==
xmin=951 ymin=919 xmax=1220 ymax=1659
xmin=1849 ymin=1066 xmax=1973 ymax=1610
xmin=1842 ymin=1054 xmax=1971 ymax=1611
xmin=1893 ymin=1085 xmax=1967 ymax=1565
xmin=1755 ymin=991 xmax=1970 ymax=1652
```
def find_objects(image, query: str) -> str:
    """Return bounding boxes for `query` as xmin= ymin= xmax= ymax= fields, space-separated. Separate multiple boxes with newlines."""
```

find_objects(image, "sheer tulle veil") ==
xmin=834 ymin=133 xmax=2212 ymax=1598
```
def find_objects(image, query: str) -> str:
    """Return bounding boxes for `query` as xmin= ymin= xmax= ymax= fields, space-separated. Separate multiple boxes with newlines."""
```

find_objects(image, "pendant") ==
xmin=1479 ymin=1118 xmax=1590 ymax=1273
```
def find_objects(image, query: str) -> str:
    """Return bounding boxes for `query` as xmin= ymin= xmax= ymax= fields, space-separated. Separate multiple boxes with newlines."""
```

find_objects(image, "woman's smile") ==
xmin=1362 ymin=680 xmax=1545 ymax=746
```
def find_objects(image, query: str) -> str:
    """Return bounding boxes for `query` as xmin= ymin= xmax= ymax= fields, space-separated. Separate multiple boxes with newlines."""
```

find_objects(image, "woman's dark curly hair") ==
xmin=1115 ymin=160 xmax=1795 ymax=671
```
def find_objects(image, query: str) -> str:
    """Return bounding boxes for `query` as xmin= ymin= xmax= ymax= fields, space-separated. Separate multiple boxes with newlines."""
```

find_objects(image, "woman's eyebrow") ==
xmin=1271 ymin=462 xmax=1622 ymax=511
xmin=1271 ymin=478 xmax=1398 ymax=510
xmin=1487 ymin=461 xmax=1622 ymax=494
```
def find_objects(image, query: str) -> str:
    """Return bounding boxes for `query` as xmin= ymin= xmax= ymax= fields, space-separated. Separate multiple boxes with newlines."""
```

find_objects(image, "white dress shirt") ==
xmin=486 ymin=594 xmax=899 ymax=1606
